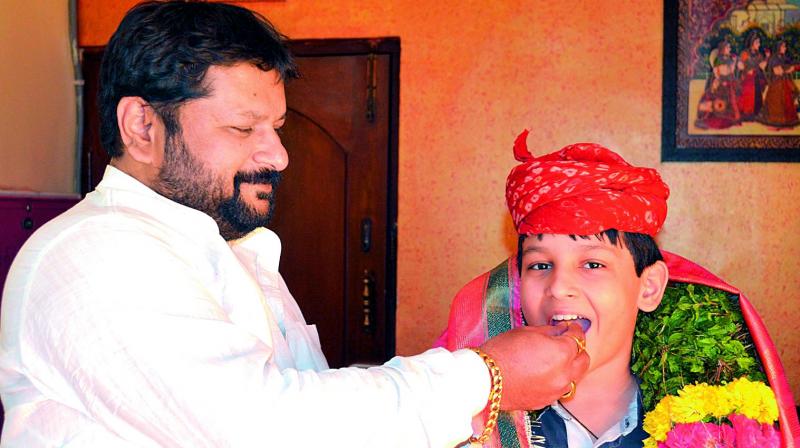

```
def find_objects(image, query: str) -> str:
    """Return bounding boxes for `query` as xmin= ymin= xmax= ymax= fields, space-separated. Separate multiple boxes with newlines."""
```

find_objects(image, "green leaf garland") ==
xmin=631 ymin=282 xmax=766 ymax=411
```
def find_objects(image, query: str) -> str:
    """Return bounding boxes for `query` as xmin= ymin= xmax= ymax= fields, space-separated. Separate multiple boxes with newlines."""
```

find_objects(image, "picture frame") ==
xmin=661 ymin=0 xmax=800 ymax=162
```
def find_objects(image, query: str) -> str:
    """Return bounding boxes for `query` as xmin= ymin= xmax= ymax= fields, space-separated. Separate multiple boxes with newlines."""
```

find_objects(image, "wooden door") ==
xmin=273 ymin=39 xmax=399 ymax=367
xmin=79 ymin=47 xmax=108 ymax=194
xmin=79 ymin=39 xmax=399 ymax=368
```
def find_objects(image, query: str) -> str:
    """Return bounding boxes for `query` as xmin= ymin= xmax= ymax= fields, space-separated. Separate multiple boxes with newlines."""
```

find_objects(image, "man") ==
xmin=0 ymin=2 xmax=588 ymax=446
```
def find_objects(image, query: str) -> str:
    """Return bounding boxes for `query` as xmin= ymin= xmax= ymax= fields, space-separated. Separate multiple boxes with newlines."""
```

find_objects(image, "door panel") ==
xmin=274 ymin=39 xmax=399 ymax=367
xmin=80 ymin=47 xmax=109 ymax=194
xmin=268 ymin=110 xmax=347 ymax=366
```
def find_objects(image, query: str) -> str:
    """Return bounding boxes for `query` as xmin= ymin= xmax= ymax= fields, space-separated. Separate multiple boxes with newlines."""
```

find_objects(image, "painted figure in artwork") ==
xmin=695 ymin=41 xmax=741 ymax=129
xmin=758 ymin=40 xmax=800 ymax=129
xmin=736 ymin=33 xmax=767 ymax=121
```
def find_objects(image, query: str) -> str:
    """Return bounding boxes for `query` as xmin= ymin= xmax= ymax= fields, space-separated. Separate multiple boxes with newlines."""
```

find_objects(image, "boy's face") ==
xmin=519 ymin=234 xmax=654 ymax=374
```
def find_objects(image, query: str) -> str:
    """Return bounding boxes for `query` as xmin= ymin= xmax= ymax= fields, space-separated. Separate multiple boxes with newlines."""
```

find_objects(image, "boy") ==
xmin=439 ymin=130 xmax=670 ymax=447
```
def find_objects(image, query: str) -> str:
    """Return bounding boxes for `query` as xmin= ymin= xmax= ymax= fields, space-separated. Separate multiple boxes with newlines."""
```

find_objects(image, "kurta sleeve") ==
xmin=15 ymin=219 xmax=490 ymax=447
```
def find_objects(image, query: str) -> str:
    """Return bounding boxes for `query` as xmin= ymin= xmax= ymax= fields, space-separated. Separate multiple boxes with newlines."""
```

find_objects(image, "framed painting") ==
xmin=662 ymin=0 xmax=800 ymax=162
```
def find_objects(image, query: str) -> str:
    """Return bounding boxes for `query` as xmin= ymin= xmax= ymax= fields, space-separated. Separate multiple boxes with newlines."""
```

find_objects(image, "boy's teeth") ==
xmin=550 ymin=315 xmax=592 ymax=332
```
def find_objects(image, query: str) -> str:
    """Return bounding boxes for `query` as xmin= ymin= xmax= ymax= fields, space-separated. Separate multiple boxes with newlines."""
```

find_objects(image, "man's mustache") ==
xmin=233 ymin=169 xmax=282 ymax=188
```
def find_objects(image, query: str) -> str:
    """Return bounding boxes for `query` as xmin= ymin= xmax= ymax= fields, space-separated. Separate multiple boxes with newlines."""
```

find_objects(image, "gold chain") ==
xmin=466 ymin=347 xmax=503 ymax=445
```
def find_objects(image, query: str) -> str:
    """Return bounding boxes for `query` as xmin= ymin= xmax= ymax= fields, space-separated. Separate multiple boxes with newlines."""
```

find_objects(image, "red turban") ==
xmin=506 ymin=130 xmax=670 ymax=237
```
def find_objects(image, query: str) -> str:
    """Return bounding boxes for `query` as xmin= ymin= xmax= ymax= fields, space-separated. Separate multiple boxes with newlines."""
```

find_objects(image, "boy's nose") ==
xmin=547 ymin=267 xmax=579 ymax=299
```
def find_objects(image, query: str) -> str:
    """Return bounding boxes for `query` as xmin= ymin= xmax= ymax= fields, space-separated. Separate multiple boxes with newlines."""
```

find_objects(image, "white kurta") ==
xmin=0 ymin=166 xmax=488 ymax=447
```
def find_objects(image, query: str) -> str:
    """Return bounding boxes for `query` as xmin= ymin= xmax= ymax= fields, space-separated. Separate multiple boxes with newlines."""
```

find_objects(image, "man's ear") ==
xmin=637 ymin=260 xmax=669 ymax=312
xmin=116 ymin=96 xmax=160 ymax=164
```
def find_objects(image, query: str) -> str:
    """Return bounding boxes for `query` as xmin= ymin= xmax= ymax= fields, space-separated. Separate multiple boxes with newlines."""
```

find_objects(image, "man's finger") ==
xmin=547 ymin=320 xmax=570 ymax=336
xmin=569 ymin=350 xmax=591 ymax=382
xmin=559 ymin=379 xmax=577 ymax=400
xmin=562 ymin=334 xmax=586 ymax=357
xmin=553 ymin=323 xmax=586 ymax=356
xmin=532 ymin=320 xmax=574 ymax=337
xmin=560 ymin=321 xmax=586 ymax=340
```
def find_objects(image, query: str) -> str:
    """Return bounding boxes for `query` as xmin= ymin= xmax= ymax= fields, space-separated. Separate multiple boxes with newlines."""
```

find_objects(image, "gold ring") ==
xmin=567 ymin=334 xmax=586 ymax=355
xmin=561 ymin=380 xmax=577 ymax=400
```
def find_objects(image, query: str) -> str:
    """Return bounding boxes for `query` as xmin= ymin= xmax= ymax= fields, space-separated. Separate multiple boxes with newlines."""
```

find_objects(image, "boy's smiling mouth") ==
xmin=550 ymin=314 xmax=592 ymax=332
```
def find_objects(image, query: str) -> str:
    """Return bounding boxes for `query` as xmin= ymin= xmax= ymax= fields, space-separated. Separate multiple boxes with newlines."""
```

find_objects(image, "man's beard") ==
xmin=152 ymin=131 xmax=281 ymax=241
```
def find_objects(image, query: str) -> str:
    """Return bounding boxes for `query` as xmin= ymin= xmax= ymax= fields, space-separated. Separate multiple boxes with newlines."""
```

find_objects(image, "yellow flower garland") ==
xmin=642 ymin=377 xmax=778 ymax=445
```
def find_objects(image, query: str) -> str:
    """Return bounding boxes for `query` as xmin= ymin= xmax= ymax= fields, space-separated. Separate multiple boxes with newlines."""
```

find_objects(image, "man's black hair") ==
xmin=98 ymin=0 xmax=298 ymax=157
xmin=516 ymin=229 xmax=663 ymax=277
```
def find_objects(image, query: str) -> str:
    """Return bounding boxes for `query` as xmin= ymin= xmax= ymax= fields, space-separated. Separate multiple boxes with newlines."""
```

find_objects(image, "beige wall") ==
xmin=0 ymin=0 xmax=76 ymax=193
xmin=77 ymin=0 xmax=800 ymax=401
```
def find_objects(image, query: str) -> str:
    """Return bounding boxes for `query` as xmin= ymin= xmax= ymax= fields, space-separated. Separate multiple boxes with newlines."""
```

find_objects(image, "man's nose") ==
xmin=252 ymin=129 xmax=288 ymax=172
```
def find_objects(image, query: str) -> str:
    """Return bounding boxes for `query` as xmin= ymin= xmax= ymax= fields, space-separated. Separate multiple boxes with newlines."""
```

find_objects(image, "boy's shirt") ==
xmin=528 ymin=387 xmax=645 ymax=448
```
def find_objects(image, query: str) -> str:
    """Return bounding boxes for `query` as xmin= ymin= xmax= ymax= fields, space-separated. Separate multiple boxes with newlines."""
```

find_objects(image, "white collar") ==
xmin=550 ymin=387 xmax=639 ymax=446
xmin=93 ymin=165 xmax=222 ymax=241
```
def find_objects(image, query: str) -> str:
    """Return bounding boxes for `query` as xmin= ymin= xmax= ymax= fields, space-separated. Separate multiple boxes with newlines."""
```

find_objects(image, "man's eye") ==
xmin=583 ymin=261 xmax=604 ymax=269
xmin=231 ymin=127 xmax=254 ymax=134
xmin=275 ymin=127 xmax=284 ymax=136
xmin=527 ymin=262 xmax=551 ymax=271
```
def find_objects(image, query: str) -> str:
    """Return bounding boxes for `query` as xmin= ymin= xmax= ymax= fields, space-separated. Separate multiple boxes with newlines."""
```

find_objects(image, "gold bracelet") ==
xmin=467 ymin=347 xmax=503 ymax=445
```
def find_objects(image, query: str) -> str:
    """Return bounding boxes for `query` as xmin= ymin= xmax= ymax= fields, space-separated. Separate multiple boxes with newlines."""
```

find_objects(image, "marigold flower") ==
xmin=642 ymin=377 xmax=780 ymax=446
xmin=643 ymin=395 xmax=675 ymax=441
xmin=726 ymin=377 xmax=779 ymax=424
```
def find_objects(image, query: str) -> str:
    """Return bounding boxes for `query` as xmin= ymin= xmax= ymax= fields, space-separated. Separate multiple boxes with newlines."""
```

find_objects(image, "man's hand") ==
xmin=479 ymin=322 xmax=589 ymax=411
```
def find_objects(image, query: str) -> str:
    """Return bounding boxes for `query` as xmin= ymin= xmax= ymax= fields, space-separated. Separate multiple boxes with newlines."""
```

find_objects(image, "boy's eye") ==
xmin=527 ymin=262 xmax=551 ymax=271
xmin=583 ymin=261 xmax=604 ymax=269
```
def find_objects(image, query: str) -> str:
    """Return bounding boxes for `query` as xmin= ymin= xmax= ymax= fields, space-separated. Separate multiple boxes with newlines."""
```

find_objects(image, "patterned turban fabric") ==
xmin=506 ymin=130 xmax=670 ymax=237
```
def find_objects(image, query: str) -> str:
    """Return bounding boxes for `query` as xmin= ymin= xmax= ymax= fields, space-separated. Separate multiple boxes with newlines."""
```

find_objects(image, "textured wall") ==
xmin=78 ymin=0 xmax=800 ymax=401
xmin=1 ymin=0 xmax=76 ymax=193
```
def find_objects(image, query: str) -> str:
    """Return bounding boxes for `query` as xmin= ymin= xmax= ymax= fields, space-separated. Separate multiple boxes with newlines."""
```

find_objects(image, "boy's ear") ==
xmin=637 ymin=260 xmax=669 ymax=312
xmin=116 ymin=96 xmax=161 ymax=165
